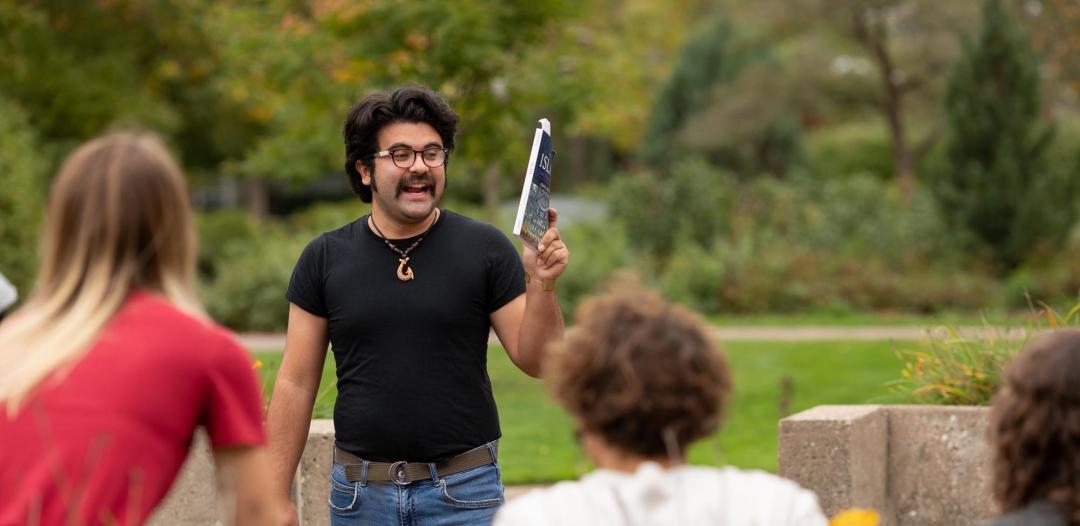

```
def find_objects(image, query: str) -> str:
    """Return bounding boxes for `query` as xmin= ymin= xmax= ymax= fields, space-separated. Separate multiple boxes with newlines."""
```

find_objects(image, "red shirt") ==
xmin=0 ymin=291 xmax=265 ymax=525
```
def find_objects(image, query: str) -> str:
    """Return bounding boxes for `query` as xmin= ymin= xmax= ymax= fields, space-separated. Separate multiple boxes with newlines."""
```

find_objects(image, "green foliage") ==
xmin=196 ymin=209 xmax=263 ymax=279
xmin=933 ymin=0 xmax=1079 ymax=270
xmin=0 ymin=99 xmax=47 ymax=298
xmin=201 ymin=232 xmax=304 ymax=332
xmin=0 ymin=3 xmax=177 ymax=141
xmin=1002 ymin=232 xmax=1080 ymax=308
xmin=641 ymin=17 xmax=807 ymax=177
xmin=894 ymin=301 xmax=1080 ymax=405
xmin=806 ymin=122 xmax=894 ymax=179
xmin=641 ymin=18 xmax=745 ymax=166
xmin=796 ymin=175 xmax=954 ymax=264
xmin=608 ymin=159 xmax=738 ymax=264
xmin=675 ymin=64 xmax=807 ymax=178
xmin=524 ymin=1 xmax=711 ymax=153
xmin=554 ymin=222 xmax=632 ymax=320
xmin=324 ymin=0 xmax=578 ymax=206
xmin=612 ymin=171 xmax=997 ymax=315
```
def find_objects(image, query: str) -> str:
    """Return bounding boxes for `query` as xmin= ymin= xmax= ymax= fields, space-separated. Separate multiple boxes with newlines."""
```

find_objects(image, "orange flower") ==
xmin=252 ymin=360 xmax=263 ymax=370
xmin=829 ymin=508 xmax=880 ymax=526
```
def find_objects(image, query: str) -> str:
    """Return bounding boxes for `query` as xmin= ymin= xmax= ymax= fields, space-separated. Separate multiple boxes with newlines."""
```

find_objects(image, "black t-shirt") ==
xmin=286 ymin=209 xmax=525 ymax=462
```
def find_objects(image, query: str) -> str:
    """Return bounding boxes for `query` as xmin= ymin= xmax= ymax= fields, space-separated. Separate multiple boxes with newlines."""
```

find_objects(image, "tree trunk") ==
xmin=854 ymin=5 xmax=916 ymax=201
xmin=244 ymin=177 xmax=270 ymax=223
xmin=883 ymin=85 xmax=916 ymax=199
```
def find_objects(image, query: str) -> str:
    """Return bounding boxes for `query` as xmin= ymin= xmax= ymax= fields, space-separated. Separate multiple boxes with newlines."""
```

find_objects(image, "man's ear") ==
xmin=357 ymin=160 xmax=371 ymax=185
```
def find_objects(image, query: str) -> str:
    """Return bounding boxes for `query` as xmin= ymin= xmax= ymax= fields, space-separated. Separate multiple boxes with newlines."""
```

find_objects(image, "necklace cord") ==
xmin=369 ymin=209 xmax=440 ymax=282
xmin=369 ymin=208 xmax=441 ymax=258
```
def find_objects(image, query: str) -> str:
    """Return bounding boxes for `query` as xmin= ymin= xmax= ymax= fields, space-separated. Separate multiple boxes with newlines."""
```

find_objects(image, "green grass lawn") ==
xmin=254 ymin=340 xmax=904 ymax=485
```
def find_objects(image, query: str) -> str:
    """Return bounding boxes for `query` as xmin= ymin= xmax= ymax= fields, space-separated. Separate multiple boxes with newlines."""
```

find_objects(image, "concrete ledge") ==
xmin=150 ymin=420 xmax=336 ymax=526
xmin=779 ymin=405 xmax=888 ymax=520
xmin=779 ymin=405 xmax=992 ymax=526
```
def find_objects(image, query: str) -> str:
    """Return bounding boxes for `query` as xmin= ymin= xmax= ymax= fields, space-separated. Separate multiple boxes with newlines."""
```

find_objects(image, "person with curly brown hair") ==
xmin=984 ymin=329 xmax=1080 ymax=526
xmin=494 ymin=291 xmax=827 ymax=526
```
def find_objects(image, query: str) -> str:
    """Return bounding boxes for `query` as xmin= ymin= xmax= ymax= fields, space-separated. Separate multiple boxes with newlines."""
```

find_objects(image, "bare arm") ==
xmin=213 ymin=446 xmax=291 ymax=526
xmin=265 ymin=303 xmax=328 ymax=503
xmin=492 ymin=208 xmax=569 ymax=378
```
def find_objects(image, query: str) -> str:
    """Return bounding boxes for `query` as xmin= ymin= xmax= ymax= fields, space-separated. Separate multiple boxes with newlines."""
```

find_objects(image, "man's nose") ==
xmin=409 ymin=154 xmax=429 ymax=174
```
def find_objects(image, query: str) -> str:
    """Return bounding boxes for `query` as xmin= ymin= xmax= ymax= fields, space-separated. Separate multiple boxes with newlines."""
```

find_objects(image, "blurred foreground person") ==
xmin=984 ymin=330 xmax=1080 ymax=526
xmin=494 ymin=291 xmax=827 ymax=526
xmin=0 ymin=133 xmax=288 ymax=525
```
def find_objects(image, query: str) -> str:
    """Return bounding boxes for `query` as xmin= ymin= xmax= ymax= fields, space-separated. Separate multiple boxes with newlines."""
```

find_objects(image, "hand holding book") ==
xmin=523 ymin=207 xmax=568 ymax=290
xmin=513 ymin=119 xmax=568 ymax=287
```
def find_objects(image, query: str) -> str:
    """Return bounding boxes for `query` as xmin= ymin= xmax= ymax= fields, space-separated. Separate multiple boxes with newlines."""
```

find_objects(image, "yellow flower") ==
xmin=829 ymin=508 xmax=880 ymax=526
xmin=252 ymin=360 xmax=263 ymax=370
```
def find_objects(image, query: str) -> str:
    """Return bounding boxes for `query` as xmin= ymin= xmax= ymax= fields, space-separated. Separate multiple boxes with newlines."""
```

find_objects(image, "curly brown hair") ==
xmin=544 ymin=291 xmax=732 ymax=458
xmin=990 ymin=329 xmax=1080 ymax=525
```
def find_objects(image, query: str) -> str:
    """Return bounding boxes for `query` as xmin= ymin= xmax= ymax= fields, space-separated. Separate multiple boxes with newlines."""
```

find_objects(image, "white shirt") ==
xmin=0 ymin=272 xmax=16 ymax=313
xmin=495 ymin=462 xmax=828 ymax=526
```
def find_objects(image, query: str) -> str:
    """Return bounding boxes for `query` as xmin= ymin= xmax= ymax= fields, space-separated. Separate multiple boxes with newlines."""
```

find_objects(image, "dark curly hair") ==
xmin=990 ymin=329 xmax=1080 ymax=525
xmin=545 ymin=291 xmax=732 ymax=458
xmin=342 ymin=85 xmax=459 ymax=203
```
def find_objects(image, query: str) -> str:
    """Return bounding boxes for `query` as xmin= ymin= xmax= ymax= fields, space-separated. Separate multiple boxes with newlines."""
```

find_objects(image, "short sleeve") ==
xmin=484 ymin=228 xmax=526 ymax=313
xmin=286 ymin=235 xmax=328 ymax=317
xmin=202 ymin=333 xmax=265 ymax=448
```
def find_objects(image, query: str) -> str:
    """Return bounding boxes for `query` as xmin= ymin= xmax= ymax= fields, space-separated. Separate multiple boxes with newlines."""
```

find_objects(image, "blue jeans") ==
xmin=328 ymin=446 xmax=505 ymax=525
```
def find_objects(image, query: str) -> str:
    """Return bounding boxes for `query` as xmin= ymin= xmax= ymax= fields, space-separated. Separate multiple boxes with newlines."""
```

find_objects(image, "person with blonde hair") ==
xmin=0 ymin=133 xmax=288 ymax=525
xmin=494 ymin=291 xmax=827 ymax=526
xmin=984 ymin=329 xmax=1080 ymax=526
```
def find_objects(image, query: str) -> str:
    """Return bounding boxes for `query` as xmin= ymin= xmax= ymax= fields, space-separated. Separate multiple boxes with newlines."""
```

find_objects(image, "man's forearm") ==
xmin=265 ymin=378 xmax=319 ymax=499
xmin=516 ymin=284 xmax=565 ymax=377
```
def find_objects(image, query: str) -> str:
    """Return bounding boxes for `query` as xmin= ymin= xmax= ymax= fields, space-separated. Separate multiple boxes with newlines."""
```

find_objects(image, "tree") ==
xmin=934 ymin=0 xmax=1078 ymax=270
xmin=639 ymin=18 xmax=745 ymax=167
xmin=724 ymin=0 xmax=980 ymax=195
xmin=308 ymin=1 xmax=579 ymax=219
xmin=516 ymin=0 xmax=713 ymax=185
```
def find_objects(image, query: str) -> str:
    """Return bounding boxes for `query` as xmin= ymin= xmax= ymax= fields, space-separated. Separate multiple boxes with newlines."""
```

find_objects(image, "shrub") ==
xmin=196 ymin=208 xmax=262 ymax=280
xmin=806 ymin=122 xmax=894 ymax=179
xmin=795 ymin=174 xmax=955 ymax=265
xmin=201 ymin=230 xmax=304 ymax=331
xmin=555 ymin=221 xmax=633 ymax=318
xmin=893 ymin=300 xmax=1080 ymax=405
xmin=1002 ymin=245 xmax=1080 ymax=309
xmin=608 ymin=159 xmax=737 ymax=265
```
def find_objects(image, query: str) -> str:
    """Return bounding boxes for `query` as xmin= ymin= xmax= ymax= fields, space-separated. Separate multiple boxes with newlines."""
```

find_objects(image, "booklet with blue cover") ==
xmin=512 ymin=118 xmax=553 ymax=251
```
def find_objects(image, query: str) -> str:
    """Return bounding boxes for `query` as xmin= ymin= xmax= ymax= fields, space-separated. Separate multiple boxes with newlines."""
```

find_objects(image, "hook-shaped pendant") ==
xmin=396 ymin=257 xmax=415 ymax=281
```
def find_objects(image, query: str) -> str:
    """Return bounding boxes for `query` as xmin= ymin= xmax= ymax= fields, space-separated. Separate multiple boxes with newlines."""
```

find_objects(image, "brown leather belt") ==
xmin=334 ymin=443 xmax=497 ymax=485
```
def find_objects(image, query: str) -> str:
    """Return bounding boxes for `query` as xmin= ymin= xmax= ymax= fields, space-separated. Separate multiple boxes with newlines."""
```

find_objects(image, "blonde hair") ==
xmin=0 ymin=133 xmax=204 ymax=414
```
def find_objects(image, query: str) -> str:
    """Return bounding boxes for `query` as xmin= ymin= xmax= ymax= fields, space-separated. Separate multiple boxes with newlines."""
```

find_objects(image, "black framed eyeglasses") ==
xmin=369 ymin=147 xmax=448 ymax=168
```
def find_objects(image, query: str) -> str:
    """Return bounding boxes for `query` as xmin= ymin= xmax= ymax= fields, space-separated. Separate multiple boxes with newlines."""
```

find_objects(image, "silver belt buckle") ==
xmin=389 ymin=460 xmax=409 ymax=486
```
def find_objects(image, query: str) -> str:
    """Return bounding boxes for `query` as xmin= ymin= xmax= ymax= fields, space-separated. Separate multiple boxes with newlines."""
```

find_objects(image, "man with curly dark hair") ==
xmin=267 ymin=85 xmax=570 ymax=525
xmin=985 ymin=329 xmax=1080 ymax=526
xmin=494 ymin=291 xmax=827 ymax=525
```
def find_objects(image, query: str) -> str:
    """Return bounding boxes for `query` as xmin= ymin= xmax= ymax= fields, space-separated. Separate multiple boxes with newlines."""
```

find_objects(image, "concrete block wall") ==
xmin=779 ymin=405 xmax=994 ymax=526
xmin=148 ymin=420 xmax=336 ymax=526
